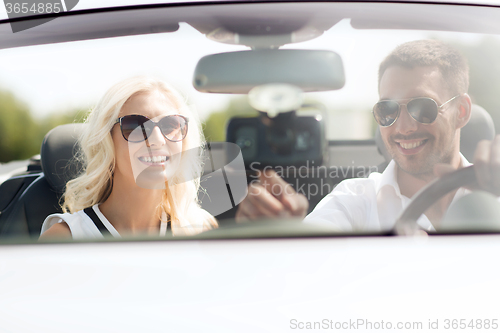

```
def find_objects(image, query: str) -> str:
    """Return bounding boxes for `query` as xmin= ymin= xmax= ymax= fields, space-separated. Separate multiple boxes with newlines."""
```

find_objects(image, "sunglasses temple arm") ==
xmin=439 ymin=94 xmax=461 ymax=108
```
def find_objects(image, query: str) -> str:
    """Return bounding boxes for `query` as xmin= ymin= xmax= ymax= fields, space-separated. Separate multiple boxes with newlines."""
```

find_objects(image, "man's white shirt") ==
xmin=304 ymin=155 xmax=471 ymax=232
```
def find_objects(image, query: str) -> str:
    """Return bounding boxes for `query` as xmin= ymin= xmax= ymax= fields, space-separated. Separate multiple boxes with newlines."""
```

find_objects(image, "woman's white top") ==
xmin=40 ymin=204 xmax=169 ymax=239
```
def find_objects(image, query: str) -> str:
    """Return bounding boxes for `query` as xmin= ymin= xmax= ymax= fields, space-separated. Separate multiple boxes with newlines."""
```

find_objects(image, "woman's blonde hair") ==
xmin=62 ymin=76 xmax=217 ymax=235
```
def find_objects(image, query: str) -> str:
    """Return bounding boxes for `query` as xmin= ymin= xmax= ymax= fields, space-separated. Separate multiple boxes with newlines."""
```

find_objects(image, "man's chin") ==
xmin=393 ymin=157 xmax=435 ymax=178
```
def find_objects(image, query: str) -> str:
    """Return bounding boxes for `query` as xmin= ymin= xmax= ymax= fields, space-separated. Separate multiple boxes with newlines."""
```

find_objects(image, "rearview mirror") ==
xmin=193 ymin=49 xmax=345 ymax=93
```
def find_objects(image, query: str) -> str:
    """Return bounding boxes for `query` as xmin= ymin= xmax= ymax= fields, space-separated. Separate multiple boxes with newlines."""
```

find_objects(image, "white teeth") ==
xmin=399 ymin=141 xmax=425 ymax=149
xmin=139 ymin=156 xmax=168 ymax=163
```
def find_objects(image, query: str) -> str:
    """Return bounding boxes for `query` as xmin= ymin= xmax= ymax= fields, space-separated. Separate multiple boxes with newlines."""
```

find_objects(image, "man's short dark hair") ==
xmin=378 ymin=39 xmax=469 ymax=96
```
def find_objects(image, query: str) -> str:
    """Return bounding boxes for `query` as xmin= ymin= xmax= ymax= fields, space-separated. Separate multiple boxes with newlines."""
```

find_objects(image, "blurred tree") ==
xmin=0 ymin=91 xmax=39 ymax=162
xmin=35 ymin=108 xmax=89 ymax=146
xmin=203 ymin=96 xmax=258 ymax=142
xmin=0 ymin=89 xmax=88 ymax=163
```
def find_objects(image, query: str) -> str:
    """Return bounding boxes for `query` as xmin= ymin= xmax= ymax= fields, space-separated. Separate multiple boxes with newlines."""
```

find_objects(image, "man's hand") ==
xmin=470 ymin=135 xmax=500 ymax=196
xmin=434 ymin=134 xmax=500 ymax=196
xmin=235 ymin=169 xmax=309 ymax=221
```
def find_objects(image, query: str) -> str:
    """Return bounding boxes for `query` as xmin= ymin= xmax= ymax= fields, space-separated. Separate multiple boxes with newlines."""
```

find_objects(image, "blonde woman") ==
xmin=40 ymin=77 xmax=217 ymax=239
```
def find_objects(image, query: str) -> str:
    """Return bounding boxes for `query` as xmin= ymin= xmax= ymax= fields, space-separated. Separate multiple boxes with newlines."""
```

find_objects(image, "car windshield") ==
xmin=1 ymin=1 xmax=500 ymax=242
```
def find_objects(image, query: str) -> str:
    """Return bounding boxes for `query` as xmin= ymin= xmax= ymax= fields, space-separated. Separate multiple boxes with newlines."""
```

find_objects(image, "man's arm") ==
xmin=235 ymin=169 xmax=308 ymax=221
xmin=235 ymin=169 xmax=374 ymax=231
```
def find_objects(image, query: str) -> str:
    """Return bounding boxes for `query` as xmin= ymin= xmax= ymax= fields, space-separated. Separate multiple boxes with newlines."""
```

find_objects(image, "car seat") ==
xmin=0 ymin=124 xmax=84 ymax=238
xmin=374 ymin=104 xmax=496 ymax=171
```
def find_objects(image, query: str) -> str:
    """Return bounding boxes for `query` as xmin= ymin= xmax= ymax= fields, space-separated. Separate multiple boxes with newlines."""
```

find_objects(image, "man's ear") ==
xmin=455 ymin=93 xmax=472 ymax=130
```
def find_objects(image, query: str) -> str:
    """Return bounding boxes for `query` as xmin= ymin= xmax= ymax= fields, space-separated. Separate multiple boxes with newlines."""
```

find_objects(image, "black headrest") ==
xmin=460 ymin=104 xmax=496 ymax=161
xmin=375 ymin=104 xmax=496 ymax=163
xmin=40 ymin=123 xmax=85 ymax=193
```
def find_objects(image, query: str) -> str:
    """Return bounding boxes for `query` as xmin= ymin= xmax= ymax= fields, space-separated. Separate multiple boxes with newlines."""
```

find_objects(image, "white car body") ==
xmin=1 ymin=1 xmax=500 ymax=332
xmin=2 ymin=235 xmax=499 ymax=332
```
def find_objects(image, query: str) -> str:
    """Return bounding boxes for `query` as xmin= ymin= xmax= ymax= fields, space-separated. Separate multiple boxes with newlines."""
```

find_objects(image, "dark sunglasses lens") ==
xmin=374 ymin=101 xmax=399 ymax=127
xmin=159 ymin=116 xmax=188 ymax=141
xmin=121 ymin=115 xmax=151 ymax=142
xmin=407 ymin=98 xmax=438 ymax=124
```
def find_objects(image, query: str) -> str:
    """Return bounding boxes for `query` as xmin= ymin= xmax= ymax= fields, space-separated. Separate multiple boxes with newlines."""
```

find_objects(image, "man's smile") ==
xmin=395 ymin=139 xmax=429 ymax=155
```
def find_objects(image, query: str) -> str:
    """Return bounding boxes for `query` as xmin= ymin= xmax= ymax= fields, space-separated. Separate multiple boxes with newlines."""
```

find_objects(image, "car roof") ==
xmin=1 ymin=1 xmax=500 ymax=50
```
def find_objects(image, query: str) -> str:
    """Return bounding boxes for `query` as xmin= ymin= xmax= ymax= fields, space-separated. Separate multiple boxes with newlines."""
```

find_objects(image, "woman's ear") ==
xmin=455 ymin=93 xmax=472 ymax=130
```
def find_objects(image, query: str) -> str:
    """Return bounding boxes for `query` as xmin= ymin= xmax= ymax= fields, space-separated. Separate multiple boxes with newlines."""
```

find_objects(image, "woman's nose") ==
xmin=146 ymin=125 xmax=167 ymax=146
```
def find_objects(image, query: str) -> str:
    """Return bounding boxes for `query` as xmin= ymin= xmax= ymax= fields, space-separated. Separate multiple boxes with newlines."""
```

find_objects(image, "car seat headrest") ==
xmin=40 ymin=123 xmax=86 ymax=193
xmin=460 ymin=104 xmax=496 ymax=161
xmin=375 ymin=104 xmax=496 ymax=163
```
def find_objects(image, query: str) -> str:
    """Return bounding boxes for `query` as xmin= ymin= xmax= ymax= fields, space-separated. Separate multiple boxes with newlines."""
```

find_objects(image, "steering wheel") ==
xmin=395 ymin=165 xmax=477 ymax=235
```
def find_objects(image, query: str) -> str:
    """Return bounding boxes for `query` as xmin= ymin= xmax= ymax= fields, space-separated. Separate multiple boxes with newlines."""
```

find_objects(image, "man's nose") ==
xmin=146 ymin=125 xmax=167 ymax=146
xmin=393 ymin=105 xmax=418 ymax=134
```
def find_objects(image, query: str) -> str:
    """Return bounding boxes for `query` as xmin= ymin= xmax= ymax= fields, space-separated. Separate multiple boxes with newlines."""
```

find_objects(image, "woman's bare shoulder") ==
xmin=39 ymin=222 xmax=72 ymax=240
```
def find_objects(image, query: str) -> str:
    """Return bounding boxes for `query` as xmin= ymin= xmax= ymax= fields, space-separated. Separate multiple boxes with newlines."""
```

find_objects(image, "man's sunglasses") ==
xmin=114 ymin=114 xmax=189 ymax=143
xmin=372 ymin=95 xmax=460 ymax=127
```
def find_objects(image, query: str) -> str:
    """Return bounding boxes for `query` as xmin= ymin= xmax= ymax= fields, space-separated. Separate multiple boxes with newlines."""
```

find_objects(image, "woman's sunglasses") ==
xmin=114 ymin=114 xmax=189 ymax=143
xmin=372 ymin=95 xmax=460 ymax=127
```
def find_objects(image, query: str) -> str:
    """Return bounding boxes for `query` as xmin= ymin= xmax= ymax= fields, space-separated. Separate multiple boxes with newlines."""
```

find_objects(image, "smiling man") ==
xmin=236 ymin=39 xmax=500 ymax=231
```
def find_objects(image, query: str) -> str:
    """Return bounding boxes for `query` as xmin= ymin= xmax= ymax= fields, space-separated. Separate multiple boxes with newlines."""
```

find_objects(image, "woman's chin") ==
xmin=135 ymin=167 xmax=172 ymax=189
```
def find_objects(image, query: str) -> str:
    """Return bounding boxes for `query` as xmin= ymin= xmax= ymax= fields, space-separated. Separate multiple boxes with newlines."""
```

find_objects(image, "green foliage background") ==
xmin=0 ymin=93 xmax=88 ymax=163
xmin=202 ymin=96 xmax=258 ymax=142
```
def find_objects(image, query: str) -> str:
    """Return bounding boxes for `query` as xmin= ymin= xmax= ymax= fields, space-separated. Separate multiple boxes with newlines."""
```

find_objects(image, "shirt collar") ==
xmin=375 ymin=159 xmax=400 ymax=196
